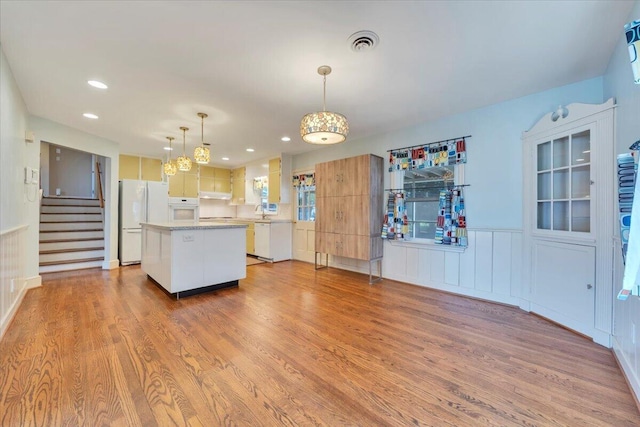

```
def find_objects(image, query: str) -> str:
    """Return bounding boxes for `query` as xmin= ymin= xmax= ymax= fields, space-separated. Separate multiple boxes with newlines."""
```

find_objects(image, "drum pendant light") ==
xmin=300 ymin=65 xmax=349 ymax=145
xmin=177 ymin=127 xmax=192 ymax=172
xmin=163 ymin=136 xmax=177 ymax=176
xmin=194 ymin=112 xmax=210 ymax=164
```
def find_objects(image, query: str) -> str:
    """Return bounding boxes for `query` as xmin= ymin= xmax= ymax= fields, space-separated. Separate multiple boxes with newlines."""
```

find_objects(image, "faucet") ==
xmin=255 ymin=204 xmax=267 ymax=220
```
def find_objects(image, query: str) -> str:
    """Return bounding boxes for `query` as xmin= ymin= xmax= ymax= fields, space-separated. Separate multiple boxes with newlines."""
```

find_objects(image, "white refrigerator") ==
xmin=119 ymin=179 xmax=169 ymax=265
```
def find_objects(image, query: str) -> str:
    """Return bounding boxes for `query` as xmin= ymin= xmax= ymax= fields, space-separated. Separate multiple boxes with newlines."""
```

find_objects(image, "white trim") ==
xmin=613 ymin=336 xmax=640 ymax=404
xmin=388 ymin=239 xmax=466 ymax=252
xmin=25 ymin=275 xmax=41 ymax=289
xmin=523 ymin=98 xmax=615 ymax=137
xmin=0 ymin=224 xmax=28 ymax=236
xmin=0 ymin=283 xmax=28 ymax=340
xmin=103 ymin=259 xmax=119 ymax=270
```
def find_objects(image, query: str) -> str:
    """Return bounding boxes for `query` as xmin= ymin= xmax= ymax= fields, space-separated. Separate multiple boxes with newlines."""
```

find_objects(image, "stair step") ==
xmin=41 ymin=205 xmax=102 ymax=214
xmin=40 ymin=230 xmax=104 ymax=241
xmin=40 ymin=239 xmax=104 ymax=252
xmin=39 ymin=259 xmax=103 ymax=274
xmin=40 ymin=214 xmax=102 ymax=223
xmin=40 ymin=249 xmax=104 ymax=264
xmin=39 ymin=254 xmax=104 ymax=266
xmin=40 ymin=222 xmax=103 ymax=231
xmin=40 ymin=246 xmax=104 ymax=255
xmin=41 ymin=197 xmax=101 ymax=207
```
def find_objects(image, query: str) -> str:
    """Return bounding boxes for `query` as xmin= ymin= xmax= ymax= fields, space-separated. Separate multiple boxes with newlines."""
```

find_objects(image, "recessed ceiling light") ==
xmin=164 ymin=147 xmax=173 ymax=151
xmin=281 ymin=136 xmax=291 ymax=142
xmin=88 ymin=80 xmax=108 ymax=89
xmin=222 ymin=157 xmax=229 ymax=161
xmin=246 ymin=148 xmax=255 ymax=152
xmin=83 ymin=113 xmax=99 ymax=119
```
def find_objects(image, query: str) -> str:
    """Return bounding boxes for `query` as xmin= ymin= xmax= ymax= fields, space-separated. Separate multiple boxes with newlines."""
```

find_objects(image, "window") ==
xmin=296 ymin=184 xmax=315 ymax=221
xmin=403 ymin=166 xmax=455 ymax=240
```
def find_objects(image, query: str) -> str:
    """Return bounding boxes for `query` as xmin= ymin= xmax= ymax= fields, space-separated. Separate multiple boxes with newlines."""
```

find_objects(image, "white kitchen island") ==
xmin=141 ymin=221 xmax=247 ymax=298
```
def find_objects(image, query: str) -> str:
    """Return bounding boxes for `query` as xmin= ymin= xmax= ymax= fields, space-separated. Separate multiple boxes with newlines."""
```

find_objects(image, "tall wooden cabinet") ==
xmin=315 ymin=154 xmax=384 ymax=282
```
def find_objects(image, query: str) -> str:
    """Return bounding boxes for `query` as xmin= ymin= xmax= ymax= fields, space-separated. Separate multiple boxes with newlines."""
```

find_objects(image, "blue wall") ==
xmin=294 ymin=77 xmax=604 ymax=229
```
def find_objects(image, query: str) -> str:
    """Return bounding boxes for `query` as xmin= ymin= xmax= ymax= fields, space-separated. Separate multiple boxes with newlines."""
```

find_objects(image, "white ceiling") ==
xmin=0 ymin=1 xmax=634 ymax=167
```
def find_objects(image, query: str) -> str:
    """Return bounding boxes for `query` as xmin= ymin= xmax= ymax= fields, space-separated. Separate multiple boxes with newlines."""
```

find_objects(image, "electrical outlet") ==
xmin=182 ymin=234 xmax=194 ymax=242
xmin=10 ymin=279 xmax=15 ymax=293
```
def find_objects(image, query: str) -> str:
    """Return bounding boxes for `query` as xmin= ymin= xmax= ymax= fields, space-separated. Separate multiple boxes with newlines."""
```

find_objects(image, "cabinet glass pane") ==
xmin=553 ymin=201 xmax=569 ymax=231
xmin=537 ymin=142 xmax=551 ymax=171
xmin=572 ymin=130 xmax=591 ymax=166
xmin=553 ymin=169 xmax=569 ymax=199
xmin=553 ymin=137 xmax=569 ymax=168
xmin=571 ymin=165 xmax=590 ymax=199
xmin=537 ymin=202 xmax=551 ymax=229
xmin=537 ymin=172 xmax=551 ymax=200
xmin=572 ymin=200 xmax=590 ymax=232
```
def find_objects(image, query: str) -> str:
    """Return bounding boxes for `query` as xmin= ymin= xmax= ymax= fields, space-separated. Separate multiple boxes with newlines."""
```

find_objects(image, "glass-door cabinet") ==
xmin=536 ymin=127 xmax=592 ymax=236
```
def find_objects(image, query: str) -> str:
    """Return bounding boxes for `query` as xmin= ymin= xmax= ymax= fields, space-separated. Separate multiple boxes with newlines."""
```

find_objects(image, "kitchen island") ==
xmin=141 ymin=221 xmax=247 ymax=298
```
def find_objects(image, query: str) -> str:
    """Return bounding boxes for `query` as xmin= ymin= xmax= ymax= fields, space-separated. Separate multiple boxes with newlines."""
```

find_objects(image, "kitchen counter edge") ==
xmin=141 ymin=221 xmax=248 ymax=231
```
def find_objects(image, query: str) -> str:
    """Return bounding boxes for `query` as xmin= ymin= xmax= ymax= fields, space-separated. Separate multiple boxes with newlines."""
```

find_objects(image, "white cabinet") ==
xmin=253 ymin=221 xmax=292 ymax=262
xmin=254 ymin=222 xmax=270 ymax=259
xmin=521 ymin=99 xmax=615 ymax=345
xmin=141 ymin=223 xmax=247 ymax=297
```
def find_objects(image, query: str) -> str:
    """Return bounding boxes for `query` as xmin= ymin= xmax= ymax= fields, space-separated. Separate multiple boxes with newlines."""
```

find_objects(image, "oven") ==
xmin=168 ymin=197 xmax=199 ymax=222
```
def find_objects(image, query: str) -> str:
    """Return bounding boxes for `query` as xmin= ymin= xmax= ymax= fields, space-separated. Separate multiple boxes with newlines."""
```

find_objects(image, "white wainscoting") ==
xmin=1 ymin=225 xmax=30 ymax=339
xmin=612 ymin=237 xmax=640 ymax=403
xmin=326 ymin=229 xmax=522 ymax=306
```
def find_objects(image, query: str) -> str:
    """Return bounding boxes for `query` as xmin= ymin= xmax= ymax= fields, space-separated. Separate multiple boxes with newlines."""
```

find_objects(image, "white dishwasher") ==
xmin=254 ymin=222 xmax=271 ymax=260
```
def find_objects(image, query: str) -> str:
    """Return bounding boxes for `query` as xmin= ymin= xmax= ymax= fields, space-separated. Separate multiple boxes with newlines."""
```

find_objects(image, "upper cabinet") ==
xmin=232 ymin=167 xmax=246 ymax=205
xmin=267 ymin=154 xmax=291 ymax=204
xmin=168 ymin=170 xmax=198 ymax=198
xmin=200 ymin=166 xmax=231 ymax=194
xmin=119 ymin=154 xmax=162 ymax=181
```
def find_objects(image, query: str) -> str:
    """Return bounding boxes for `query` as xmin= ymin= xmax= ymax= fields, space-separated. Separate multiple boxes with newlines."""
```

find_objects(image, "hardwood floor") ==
xmin=1 ymin=261 xmax=639 ymax=426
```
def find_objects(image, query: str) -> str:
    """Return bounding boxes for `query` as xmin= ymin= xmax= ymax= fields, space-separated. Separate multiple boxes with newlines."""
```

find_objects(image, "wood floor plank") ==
xmin=1 ymin=261 xmax=640 ymax=426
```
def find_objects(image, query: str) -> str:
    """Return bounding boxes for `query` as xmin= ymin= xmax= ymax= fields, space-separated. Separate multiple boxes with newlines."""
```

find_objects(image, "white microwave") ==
xmin=168 ymin=197 xmax=199 ymax=222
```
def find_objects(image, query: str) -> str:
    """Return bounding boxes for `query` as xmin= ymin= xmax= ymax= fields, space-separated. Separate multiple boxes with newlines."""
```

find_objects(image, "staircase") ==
xmin=39 ymin=197 xmax=105 ymax=273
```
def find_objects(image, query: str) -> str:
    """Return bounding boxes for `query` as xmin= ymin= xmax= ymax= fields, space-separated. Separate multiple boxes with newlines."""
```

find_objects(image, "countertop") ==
xmin=141 ymin=221 xmax=248 ymax=231
xmin=199 ymin=217 xmax=293 ymax=224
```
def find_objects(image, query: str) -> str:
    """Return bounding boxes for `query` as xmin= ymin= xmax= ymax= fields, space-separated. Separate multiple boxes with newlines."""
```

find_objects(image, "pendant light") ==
xmin=163 ymin=136 xmax=177 ymax=176
xmin=177 ymin=127 xmax=192 ymax=172
xmin=300 ymin=65 xmax=349 ymax=145
xmin=194 ymin=112 xmax=210 ymax=164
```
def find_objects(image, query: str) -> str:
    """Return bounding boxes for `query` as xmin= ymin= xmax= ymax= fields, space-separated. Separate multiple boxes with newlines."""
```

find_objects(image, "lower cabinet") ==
xmin=245 ymin=222 xmax=255 ymax=255
xmin=254 ymin=222 xmax=292 ymax=262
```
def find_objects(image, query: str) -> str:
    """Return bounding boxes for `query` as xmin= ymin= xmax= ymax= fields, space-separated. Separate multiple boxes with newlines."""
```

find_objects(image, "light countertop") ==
xmin=141 ymin=221 xmax=248 ymax=231
xmin=199 ymin=217 xmax=292 ymax=224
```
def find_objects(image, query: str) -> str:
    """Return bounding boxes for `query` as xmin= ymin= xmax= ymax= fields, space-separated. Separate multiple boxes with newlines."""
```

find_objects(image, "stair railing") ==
xmin=96 ymin=161 xmax=105 ymax=209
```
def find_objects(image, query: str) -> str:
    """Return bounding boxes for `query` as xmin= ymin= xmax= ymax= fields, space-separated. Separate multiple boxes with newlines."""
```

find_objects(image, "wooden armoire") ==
xmin=314 ymin=154 xmax=384 ymax=282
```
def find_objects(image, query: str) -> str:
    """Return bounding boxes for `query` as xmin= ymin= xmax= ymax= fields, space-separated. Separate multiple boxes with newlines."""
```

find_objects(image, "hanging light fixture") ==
xmin=300 ymin=65 xmax=349 ymax=145
xmin=194 ymin=112 xmax=210 ymax=164
xmin=177 ymin=127 xmax=192 ymax=172
xmin=163 ymin=136 xmax=177 ymax=176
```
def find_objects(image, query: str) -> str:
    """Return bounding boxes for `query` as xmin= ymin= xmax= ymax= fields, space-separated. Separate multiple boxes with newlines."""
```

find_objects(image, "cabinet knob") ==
xmin=587 ymin=284 xmax=593 ymax=290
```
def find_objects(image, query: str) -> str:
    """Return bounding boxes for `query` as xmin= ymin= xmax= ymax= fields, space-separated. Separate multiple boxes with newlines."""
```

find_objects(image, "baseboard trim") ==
xmin=612 ymin=337 xmax=640 ymax=413
xmin=25 ymin=275 xmax=41 ymax=289
xmin=103 ymin=259 xmax=119 ymax=270
xmin=0 ymin=285 xmax=28 ymax=341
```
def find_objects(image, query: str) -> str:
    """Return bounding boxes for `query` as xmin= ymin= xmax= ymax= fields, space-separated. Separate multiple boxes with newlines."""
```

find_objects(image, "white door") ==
xmin=292 ymin=175 xmax=316 ymax=263
xmin=120 ymin=179 xmax=145 ymax=229
xmin=147 ymin=181 xmax=169 ymax=223
xmin=530 ymin=240 xmax=595 ymax=336
xmin=121 ymin=228 xmax=142 ymax=265
xmin=254 ymin=223 xmax=270 ymax=259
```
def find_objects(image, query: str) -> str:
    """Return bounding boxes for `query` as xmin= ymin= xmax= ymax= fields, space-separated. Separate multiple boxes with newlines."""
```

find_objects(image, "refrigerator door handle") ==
xmin=125 ymin=229 xmax=142 ymax=234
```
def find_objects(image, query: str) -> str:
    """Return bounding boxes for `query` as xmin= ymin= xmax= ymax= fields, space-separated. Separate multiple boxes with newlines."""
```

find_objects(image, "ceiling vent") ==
xmin=348 ymin=30 xmax=379 ymax=52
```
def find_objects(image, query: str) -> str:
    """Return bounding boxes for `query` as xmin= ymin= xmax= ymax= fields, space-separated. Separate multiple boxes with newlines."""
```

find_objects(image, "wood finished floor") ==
xmin=1 ymin=261 xmax=639 ymax=426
